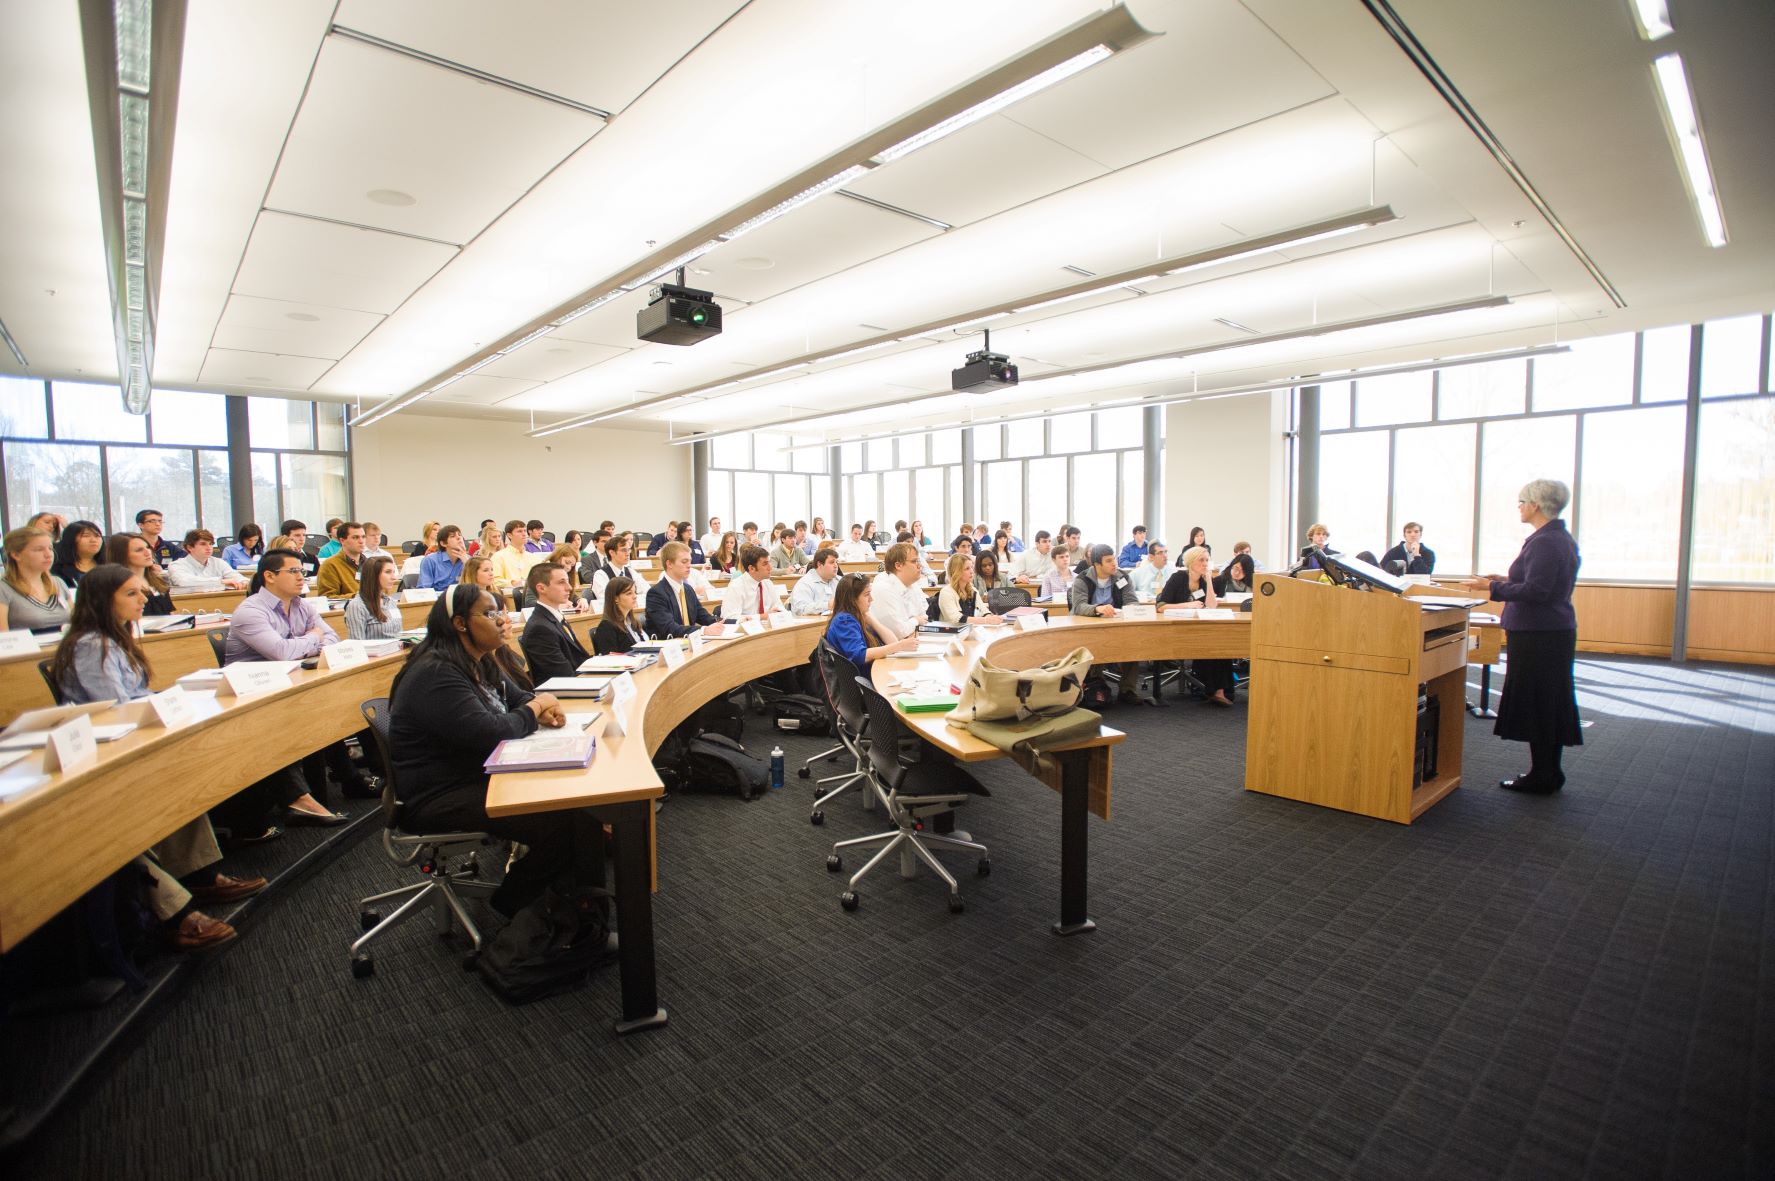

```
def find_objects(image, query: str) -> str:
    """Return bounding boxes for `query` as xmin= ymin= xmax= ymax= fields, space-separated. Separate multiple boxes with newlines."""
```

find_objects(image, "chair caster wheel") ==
xmin=840 ymin=891 xmax=860 ymax=912
xmin=976 ymin=859 xmax=991 ymax=877
xmin=948 ymin=896 xmax=965 ymax=914
xmin=826 ymin=854 xmax=842 ymax=872
xmin=350 ymin=954 xmax=374 ymax=979
xmin=359 ymin=909 xmax=381 ymax=931
xmin=810 ymin=810 xmax=824 ymax=826
xmin=797 ymin=767 xmax=810 ymax=779
xmin=462 ymin=953 xmax=479 ymax=971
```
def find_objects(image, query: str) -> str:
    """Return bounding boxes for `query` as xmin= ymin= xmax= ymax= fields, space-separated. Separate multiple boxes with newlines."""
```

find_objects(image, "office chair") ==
xmin=207 ymin=627 xmax=230 ymax=668
xmin=37 ymin=659 xmax=68 ymax=706
xmin=987 ymin=585 xmax=1032 ymax=614
xmin=400 ymin=571 xmax=420 ymax=590
xmin=803 ymin=640 xmax=879 ymax=823
xmin=349 ymin=697 xmax=499 ymax=978
xmin=827 ymin=677 xmax=990 ymax=914
xmin=402 ymin=540 xmax=422 ymax=555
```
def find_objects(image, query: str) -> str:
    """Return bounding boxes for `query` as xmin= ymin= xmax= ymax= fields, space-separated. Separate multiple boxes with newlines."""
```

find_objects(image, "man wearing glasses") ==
xmin=135 ymin=508 xmax=185 ymax=566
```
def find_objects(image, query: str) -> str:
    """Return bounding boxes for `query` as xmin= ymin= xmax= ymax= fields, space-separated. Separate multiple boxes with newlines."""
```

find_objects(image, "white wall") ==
xmin=1163 ymin=391 xmax=1289 ymax=568
xmin=349 ymin=414 xmax=692 ymax=543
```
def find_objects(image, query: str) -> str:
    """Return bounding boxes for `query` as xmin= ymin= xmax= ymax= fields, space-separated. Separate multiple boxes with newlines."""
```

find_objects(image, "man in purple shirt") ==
xmin=524 ymin=520 xmax=552 ymax=554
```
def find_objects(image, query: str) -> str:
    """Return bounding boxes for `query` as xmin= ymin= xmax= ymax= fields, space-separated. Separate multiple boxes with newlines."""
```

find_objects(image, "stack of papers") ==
xmin=896 ymin=694 xmax=958 ymax=714
xmin=536 ymin=676 xmax=615 ymax=698
xmin=578 ymin=654 xmax=651 ymax=673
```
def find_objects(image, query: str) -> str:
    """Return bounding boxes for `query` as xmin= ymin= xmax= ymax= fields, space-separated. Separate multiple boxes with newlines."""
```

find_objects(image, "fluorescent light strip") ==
xmin=871 ymin=45 xmax=1111 ymax=163
xmin=718 ymin=167 xmax=870 ymax=242
xmin=619 ymin=240 xmax=726 ymax=292
xmin=0 ymin=316 xmax=26 ymax=366
xmin=1651 ymin=53 xmax=1728 ymax=248
xmin=1630 ymin=0 xmax=1673 ymax=40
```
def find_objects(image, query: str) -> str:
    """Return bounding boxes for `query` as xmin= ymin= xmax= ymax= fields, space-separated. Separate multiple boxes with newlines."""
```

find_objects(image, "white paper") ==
xmin=0 ymin=629 xmax=44 ymax=657
xmin=1121 ymin=603 xmax=1156 ymax=620
xmin=688 ymin=629 xmax=706 ymax=656
xmin=767 ymin=612 xmax=795 ymax=630
xmin=1195 ymin=609 xmax=1237 ymax=620
xmin=1017 ymin=613 xmax=1048 ymax=631
xmin=661 ymin=641 xmax=686 ymax=669
xmin=400 ymin=587 xmax=439 ymax=602
xmin=562 ymin=709 xmax=603 ymax=732
xmin=145 ymin=686 xmax=197 ymax=729
xmin=740 ymin=618 xmax=766 ymax=636
xmin=218 ymin=663 xmax=293 ymax=697
xmin=611 ymin=671 xmax=637 ymax=707
xmin=43 ymin=715 xmax=98 ymax=773
xmin=321 ymin=640 xmax=367 ymax=670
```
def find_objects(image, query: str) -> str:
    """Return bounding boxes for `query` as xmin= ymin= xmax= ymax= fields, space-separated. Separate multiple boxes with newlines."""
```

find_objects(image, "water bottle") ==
xmin=769 ymin=745 xmax=785 ymax=791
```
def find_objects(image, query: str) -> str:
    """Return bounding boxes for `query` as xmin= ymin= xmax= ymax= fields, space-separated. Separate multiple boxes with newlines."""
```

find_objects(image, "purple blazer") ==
xmin=1489 ymin=519 xmax=1580 ymax=632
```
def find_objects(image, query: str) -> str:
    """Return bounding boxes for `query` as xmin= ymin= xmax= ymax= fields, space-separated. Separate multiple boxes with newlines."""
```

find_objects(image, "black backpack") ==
xmin=772 ymin=692 xmax=832 ymax=736
xmin=684 ymin=733 xmax=771 ymax=801
xmin=476 ymin=884 xmax=612 ymax=1005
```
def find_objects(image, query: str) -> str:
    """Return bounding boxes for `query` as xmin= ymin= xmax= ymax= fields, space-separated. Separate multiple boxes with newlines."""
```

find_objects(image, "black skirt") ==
xmin=1494 ymin=629 xmax=1582 ymax=746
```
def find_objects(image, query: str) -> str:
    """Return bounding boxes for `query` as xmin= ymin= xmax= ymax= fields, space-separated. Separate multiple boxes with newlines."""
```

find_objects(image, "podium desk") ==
xmin=1244 ymin=575 xmax=1471 ymax=824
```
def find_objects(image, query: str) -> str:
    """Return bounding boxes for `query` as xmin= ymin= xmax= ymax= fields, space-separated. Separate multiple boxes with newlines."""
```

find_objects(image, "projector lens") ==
xmin=690 ymin=308 xmax=707 ymax=325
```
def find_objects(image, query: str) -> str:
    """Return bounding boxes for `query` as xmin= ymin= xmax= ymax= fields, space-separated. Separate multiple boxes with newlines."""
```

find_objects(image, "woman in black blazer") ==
xmin=592 ymin=576 xmax=651 ymax=655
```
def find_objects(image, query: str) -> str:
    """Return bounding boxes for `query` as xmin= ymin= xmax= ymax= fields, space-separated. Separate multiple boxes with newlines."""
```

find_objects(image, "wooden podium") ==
xmin=1243 ymin=573 xmax=1471 ymax=824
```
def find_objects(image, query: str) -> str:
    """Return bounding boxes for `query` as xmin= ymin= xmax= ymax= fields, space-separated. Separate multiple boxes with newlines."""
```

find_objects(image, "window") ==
xmin=149 ymin=389 xmax=227 ymax=446
xmin=1121 ymin=451 xmax=1145 ymax=544
xmin=316 ymin=401 xmax=348 ymax=451
xmin=251 ymin=452 xmax=280 ymax=531
xmin=865 ymin=438 xmax=894 ymax=470
xmin=1318 ymin=432 xmax=1389 ymax=555
xmin=1049 ymin=411 xmax=1093 ymax=454
xmin=773 ymin=473 xmax=808 ymax=527
xmin=791 ymin=435 xmax=827 ymax=474
xmin=970 ymin=425 xmax=1001 ymax=461
xmin=897 ymin=434 xmax=927 ymax=468
xmin=4 ymin=441 xmax=103 ymax=528
xmin=1391 ymin=423 xmax=1476 ymax=575
xmin=107 ymin=445 xmax=198 ymax=535
xmin=1692 ymin=397 xmax=1775 ymax=582
xmin=984 ymin=461 xmax=1022 ymax=530
xmin=1700 ymin=314 xmax=1765 ymax=399
xmin=1577 ymin=407 xmax=1684 ymax=580
xmin=1354 ymin=371 xmax=1431 ymax=427
xmin=1639 ymin=324 xmax=1690 ymax=404
xmin=913 ymin=467 xmax=945 ymax=538
xmin=197 ymin=449 xmax=235 ymax=539
xmin=839 ymin=442 xmax=862 ymax=472
xmin=248 ymin=397 xmax=313 ymax=449
xmin=1005 ymin=418 xmax=1044 ymax=458
xmin=848 ymin=473 xmax=877 ymax=528
xmin=1476 ymin=416 xmax=1576 ymax=574
xmin=754 ymin=432 xmax=790 ymax=473
xmin=1026 ymin=457 xmax=1066 ymax=540
xmin=0 ymin=376 xmax=49 ymax=438
xmin=705 ymin=471 xmax=732 ymax=533
xmin=1437 ymin=358 xmax=1526 ymax=419
xmin=1318 ymin=381 xmax=1351 ymax=430
xmin=929 ymin=429 xmax=962 ymax=465
xmin=1071 ymin=453 xmax=1117 ymax=547
xmin=712 ymin=434 xmax=750 ymax=470
xmin=52 ymin=381 xmax=147 ymax=443
xmin=880 ymin=470 xmax=909 ymax=529
xmin=1097 ymin=407 xmax=1144 ymax=449
xmin=1533 ymin=333 xmax=1634 ymax=411
xmin=282 ymin=453 xmax=347 ymax=531
xmin=733 ymin=472 xmax=770 ymax=529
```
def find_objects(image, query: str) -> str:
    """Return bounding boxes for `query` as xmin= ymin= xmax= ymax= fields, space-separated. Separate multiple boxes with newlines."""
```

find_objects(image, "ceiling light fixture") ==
xmin=359 ymin=5 xmax=1158 ymax=431
xmin=1628 ymin=0 xmax=1674 ymax=40
xmin=0 ymin=316 xmax=27 ymax=367
xmin=1650 ymin=53 xmax=1728 ymax=248
xmin=527 ymin=204 xmax=1397 ymax=437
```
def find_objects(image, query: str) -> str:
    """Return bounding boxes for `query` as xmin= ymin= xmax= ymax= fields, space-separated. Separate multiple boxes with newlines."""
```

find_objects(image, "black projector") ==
xmin=951 ymin=349 xmax=1019 ymax=393
xmin=637 ymin=283 xmax=722 ymax=346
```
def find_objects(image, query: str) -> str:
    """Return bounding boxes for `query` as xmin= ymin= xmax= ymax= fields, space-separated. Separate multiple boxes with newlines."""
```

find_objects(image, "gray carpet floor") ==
xmin=10 ymin=655 xmax=1773 ymax=1180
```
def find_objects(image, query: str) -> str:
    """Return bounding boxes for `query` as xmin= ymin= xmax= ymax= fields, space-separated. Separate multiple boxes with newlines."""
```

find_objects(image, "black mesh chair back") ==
xmin=37 ymin=659 xmax=68 ymax=706
xmin=402 ymin=540 xmax=422 ymax=555
xmin=856 ymin=677 xmax=909 ymax=794
xmin=988 ymin=586 xmax=1032 ymax=614
xmin=817 ymin=640 xmax=867 ymax=741
xmin=400 ymin=570 xmax=420 ymax=590
xmin=207 ymin=626 xmax=230 ymax=667
xmin=358 ymin=697 xmax=402 ymax=830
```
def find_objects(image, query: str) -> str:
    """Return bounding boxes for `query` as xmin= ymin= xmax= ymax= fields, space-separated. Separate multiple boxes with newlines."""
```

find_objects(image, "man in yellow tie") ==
xmin=645 ymin=542 xmax=725 ymax=638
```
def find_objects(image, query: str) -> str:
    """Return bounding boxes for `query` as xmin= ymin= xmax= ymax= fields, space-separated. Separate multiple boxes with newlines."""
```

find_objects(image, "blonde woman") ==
xmin=420 ymin=520 xmax=441 ymax=553
xmin=0 ymin=526 xmax=72 ymax=631
xmin=936 ymin=551 xmax=1001 ymax=625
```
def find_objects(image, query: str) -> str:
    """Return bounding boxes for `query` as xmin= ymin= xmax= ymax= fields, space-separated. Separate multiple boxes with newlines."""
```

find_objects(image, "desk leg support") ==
xmin=599 ymin=799 xmax=668 ymax=1036
xmin=1052 ymin=750 xmax=1096 ymax=937
xmin=1468 ymin=664 xmax=1497 ymax=719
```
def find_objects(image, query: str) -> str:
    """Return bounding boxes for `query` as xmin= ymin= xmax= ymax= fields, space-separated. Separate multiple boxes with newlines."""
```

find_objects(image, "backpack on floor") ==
xmin=771 ymin=692 xmax=832 ymax=736
xmin=476 ymin=884 xmax=612 ymax=1005
xmin=684 ymin=733 xmax=771 ymax=801
xmin=690 ymin=694 xmax=745 ymax=743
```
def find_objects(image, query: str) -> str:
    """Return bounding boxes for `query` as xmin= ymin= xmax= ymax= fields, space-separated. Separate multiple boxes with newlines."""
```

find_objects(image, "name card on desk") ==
xmin=1195 ymin=609 xmax=1237 ymax=620
xmin=688 ymin=629 xmax=706 ymax=657
xmin=604 ymin=672 xmax=637 ymax=737
xmin=660 ymin=641 xmax=686 ymax=670
xmin=1121 ymin=603 xmax=1156 ymax=620
xmin=0 ymin=629 xmax=41 ymax=658
xmin=740 ymin=618 xmax=766 ymax=636
xmin=400 ymin=587 xmax=438 ymax=603
xmin=140 ymin=685 xmax=197 ymax=730
xmin=767 ymin=611 xmax=795 ymax=630
xmin=321 ymin=640 xmax=367 ymax=670
xmin=1016 ymin=613 xmax=1047 ymax=631
xmin=218 ymin=663 xmax=292 ymax=698
xmin=43 ymin=715 xmax=97 ymax=774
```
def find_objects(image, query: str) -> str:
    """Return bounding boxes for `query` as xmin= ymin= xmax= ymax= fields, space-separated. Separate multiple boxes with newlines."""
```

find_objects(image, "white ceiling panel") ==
xmin=478 ymin=338 xmax=633 ymax=383
xmin=695 ymin=198 xmax=945 ymax=304
xmin=427 ymin=374 xmax=541 ymax=405
xmin=265 ymin=33 xmax=603 ymax=244
xmin=213 ymin=295 xmax=384 ymax=360
xmin=199 ymin=348 xmax=335 ymax=389
xmin=332 ymin=0 xmax=748 ymax=115
xmin=844 ymin=114 xmax=1108 ymax=229
xmin=233 ymin=211 xmax=458 ymax=314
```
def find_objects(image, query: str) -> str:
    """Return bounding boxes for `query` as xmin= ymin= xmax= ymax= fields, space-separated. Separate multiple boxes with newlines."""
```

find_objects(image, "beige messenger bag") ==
xmin=946 ymin=646 xmax=1095 ymax=727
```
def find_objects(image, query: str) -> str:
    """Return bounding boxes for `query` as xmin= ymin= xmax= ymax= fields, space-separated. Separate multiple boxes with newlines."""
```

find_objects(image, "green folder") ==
xmin=896 ymin=694 xmax=958 ymax=714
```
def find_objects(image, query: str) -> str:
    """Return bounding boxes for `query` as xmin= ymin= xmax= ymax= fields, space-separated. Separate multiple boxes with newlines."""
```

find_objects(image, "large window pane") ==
xmin=248 ymin=397 xmax=313 ymax=449
xmin=52 ymin=381 xmax=147 ymax=443
xmin=1097 ymin=406 xmax=1143 ymax=449
xmin=929 ymin=429 xmax=961 ymax=465
xmin=1120 ymin=450 xmax=1144 ymax=544
xmin=4 ymin=441 xmax=103 ymax=531
xmin=281 ymin=453 xmax=347 ymax=532
xmin=983 ymin=461 xmax=1022 ymax=533
xmin=1700 ymin=314 xmax=1764 ymax=399
xmin=806 ymin=474 xmax=829 ymax=533
xmin=1577 ymin=406 xmax=1684 ymax=581
xmin=1476 ymin=416 xmax=1576 ymax=574
xmin=839 ymin=442 xmax=862 ymax=472
xmin=251 ymin=452 xmax=280 ymax=531
xmin=898 ymin=434 xmax=927 ymax=468
xmin=848 ymin=473 xmax=876 ymax=530
xmin=945 ymin=470 xmax=961 ymax=545
xmin=705 ymin=471 xmax=732 ymax=534
xmin=711 ymin=434 xmax=749 ymax=469
xmin=1391 ymin=423 xmax=1476 ymax=575
xmin=1318 ymin=381 xmax=1351 ymax=430
xmin=1071 ymin=453 xmax=1117 ymax=549
xmin=108 ymin=446 xmax=197 ymax=534
xmin=790 ymin=436 xmax=826 ymax=474
xmin=1005 ymin=419 xmax=1044 ymax=458
xmin=150 ymin=389 xmax=226 ymax=446
xmin=1438 ymin=358 xmax=1525 ymax=419
xmin=754 ymin=432 xmax=790 ymax=473
xmin=914 ymin=467 xmax=944 ymax=539
xmin=197 ymin=449 xmax=235 ymax=538
xmin=1050 ymin=411 xmax=1093 ymax=454
xmin=733 ymin=472 xmax=770 ymax=529
xmin=1640 ymin=324 xmax=1690 ymax=404
xmin=316 ymin=401 xmax=348 ymax=451
xmin=970 ymin=425 xmax=1001 ymax=462
xmin=1533 ymin=333 xmax=1634 ymax=411
xmin=1692 ymin=398 xmax=1775 ymax=582
xmin=773 ymin=473 xmax=808 ymax=527
xmin=1026 ymin=457 xmax=1066 ymax=541
xmin=1355 ymin=371 xmax=1431 ymax=427
xmin=880 ymin=470 xmax=909 ymax=527
xmin=864 ymin=438 xmax=893 ymax=471
xmin=0 ymin=376 xmax=49 ymax=438
xmin=1317 ymin=432 xmax=1389 ymax=557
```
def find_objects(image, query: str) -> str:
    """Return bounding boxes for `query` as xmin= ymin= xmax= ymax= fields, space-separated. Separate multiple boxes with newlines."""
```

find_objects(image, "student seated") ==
xmin=0 ymin=525 xmax=72 ymax=631
xmin=1037 ymin=546 xmax=1074 ymax=601
xmin=524 ymin=520 xmax=552 ymax=554
xmin=867 ymin=542 xmax=928 ymax=640
xmin=103 ymin=532 xmax=175 ymax=614
xmin=593 ymin=576 xmax=650 ymax=655
xmin=719 ymin=544 xmax=778 ymax=618
xmin=672 ymin=522 xmax=705 ymax=567
xmin=1214 ymin=553 xmax=1256 ymax=595
xmin=49 ymin=519 xmax=104 ymax=587
xmin=769 ymin=529 xmax=806 ymax=574
xmin=825 ymin=572 xmax=917 ymax=673
xmin=647 ymin=542 xmax=724 ymax=637
xmin=789 ymin=546 xmax=842 ymax=615
xmin=520 ymin=561 xmax=591 ymax=682
xmin=1381 ymin=521 xmax=1436 ymax=574
xmin=1128 ymin=543 xmax=1171 ymax=598
xmin=1013 ymin=531 xmax=1054 ymax=583
xmin=975 ymin=550 xmax=1011 ymax=592
xmin=389 ymin=585 xmax=604 ymax=917
xmin=345 ymin=555 xmax=403 ymax=641
xmin=315 ymin=522 xmax=367 ymax=598
xmin=1159 ymin=546 xmax=1235 ymax=706
xmin=590 ymin=535 xmax=649 ymax=602
xmin=135 ymin=508 xmax=185 ymax=566
xmin=279 ymin=519 xmax=319 ymax=577
xmin=421 ymin=525 xmax=468 ymax=591
xmin=705 ymin=532 xmax=739 ymax=574
xmin=937 ymin=553 xmax=1002 ymax=624
xmin=166 ymin=529 xmax=248 ymax=589
xmin=1118 ymin=526 xmax=1151 ymax=568
xmin=834 ymin=523 xmax=876 ymax=563
xmin=222 ymin=523 xmax=265 ymax=570
xmin=487 ymin=520 xmax=535 ymax=591
xmin=316 ymin=518 xmax=345 ymax=560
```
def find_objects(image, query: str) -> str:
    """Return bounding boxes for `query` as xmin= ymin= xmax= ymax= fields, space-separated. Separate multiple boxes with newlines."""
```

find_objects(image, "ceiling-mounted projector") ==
xmin=951 ymin=348 xmax=1019 ymax=393
xmin=637 ymin=282 xmax=723 ymax=346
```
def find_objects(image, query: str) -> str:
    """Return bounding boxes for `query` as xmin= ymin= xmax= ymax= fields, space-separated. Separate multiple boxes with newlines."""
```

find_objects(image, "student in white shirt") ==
xmin=1127 ymin=543 xmax=1171 ymax=599
xmin=165 ymin=529 xmax=248 ymax=589
xmin=868 ymin=542 xmax=928 ymax=640
xmin=362 ymin=521 xmax=392 ymax=562
xmin=590 ymin=536 xmax=648 ymax=601
xmin=698 ymin=517 xmax=724 ymax=556
xmin=789 ymin=547 xmax=842 ymax=615
xmin=1013 ymin=531 xmax=1054 ymax=582
xmin=719 ymin=544 xmax=779 ymax=618
xmin=835 ymin=523 xmax=876 ymax=563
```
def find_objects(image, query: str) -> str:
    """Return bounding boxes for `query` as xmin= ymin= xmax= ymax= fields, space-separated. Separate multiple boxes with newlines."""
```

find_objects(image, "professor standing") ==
xmin=1463 ymin=479 xmax=1582 ymax=793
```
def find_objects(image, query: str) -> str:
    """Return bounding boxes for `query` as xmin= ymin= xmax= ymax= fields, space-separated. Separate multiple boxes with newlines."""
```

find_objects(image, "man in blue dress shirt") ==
xmin=1117 ymin=526 xmax=1150 ymax=568
xmin=420 ymin=525 xmax=467 ymax=591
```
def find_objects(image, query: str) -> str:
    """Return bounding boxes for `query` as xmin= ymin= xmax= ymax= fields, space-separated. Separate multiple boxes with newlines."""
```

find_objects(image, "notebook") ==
xmin=483 ymin=732 xmax=597 ymax=773
xmin=896 ymin=694 xmax=958 ymax=714
xmin=535 ymin=676 xmax=616 ymax=698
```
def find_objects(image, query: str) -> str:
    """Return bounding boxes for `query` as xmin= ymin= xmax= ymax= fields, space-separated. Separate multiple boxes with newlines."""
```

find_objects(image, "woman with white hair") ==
xmin=1464 ymin=478 xmax=1582 ymax=794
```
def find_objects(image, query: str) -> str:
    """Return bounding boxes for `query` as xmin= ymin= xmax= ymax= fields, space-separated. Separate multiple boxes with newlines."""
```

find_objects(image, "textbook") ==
xmin=896 ymin=694 xmax=958 ymax=714
xmin=483 ymin=732 xmax=597 ymax=773
xmin=141 ymin=614 xmax=197 ymax=633
xmin=535 ymin=676 xmax=616 ymax=698
xmin=577 ymin=654 xmax=654 ymax=673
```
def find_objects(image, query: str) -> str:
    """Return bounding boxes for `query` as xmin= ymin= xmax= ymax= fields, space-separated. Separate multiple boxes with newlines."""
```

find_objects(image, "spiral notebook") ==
xmin=483 ymin=733 xmax=598 ymax=773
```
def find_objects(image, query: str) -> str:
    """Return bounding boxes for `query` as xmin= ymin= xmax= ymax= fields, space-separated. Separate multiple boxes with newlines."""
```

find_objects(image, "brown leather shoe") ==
xmin=188 ymin=873 xmax=268 ymax=906
xmin=171 ymin=910 xmax=238 ymax=952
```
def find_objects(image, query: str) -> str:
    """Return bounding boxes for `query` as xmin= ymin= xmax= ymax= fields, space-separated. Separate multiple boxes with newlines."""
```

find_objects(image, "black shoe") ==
xmin=1499 ymin=775 xmax=1558 ymax=795
xmin=341 ymin=775 xmax=383 ymax=800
